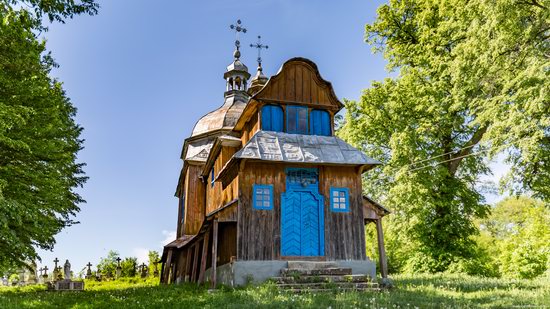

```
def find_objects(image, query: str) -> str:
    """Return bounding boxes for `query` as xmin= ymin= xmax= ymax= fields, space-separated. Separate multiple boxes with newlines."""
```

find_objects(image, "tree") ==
xmin=121 ymin=257 xmax=137 ymax=278
xmin=148 ymin=250 xmax=160 ymax=276
xmin=477 ymin=196 xmax=550 ymax=279
xmin=0 ymin=1 xmax=97 ymax=270
xmin=97 ymin=250 xmax=119 ymax=278
xmin=340 ymin=0 xmax=549 ymax=272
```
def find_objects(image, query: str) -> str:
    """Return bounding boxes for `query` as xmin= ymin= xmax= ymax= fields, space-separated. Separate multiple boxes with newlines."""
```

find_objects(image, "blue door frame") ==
xmin=281 ymin=168 xmax=325 ymax=257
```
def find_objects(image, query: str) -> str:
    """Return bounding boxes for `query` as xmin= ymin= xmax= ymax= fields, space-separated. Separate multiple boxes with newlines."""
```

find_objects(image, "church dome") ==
xmin=191 ymin=95 xmax=248 ymax=137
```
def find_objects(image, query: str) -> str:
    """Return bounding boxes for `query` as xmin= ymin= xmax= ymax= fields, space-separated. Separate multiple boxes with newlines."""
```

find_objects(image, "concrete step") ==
xmin=283 ymin=287 xmax=381 ymax=293
xmin=280 ymin=267 xmax=352 ymax=276
xmin=272 ymin=274 xmax=373 ymax=284
xmin=286 ymin=261 xmax=338 ymax=270
xmin=277 ymin=282 xmax=379 ymax=291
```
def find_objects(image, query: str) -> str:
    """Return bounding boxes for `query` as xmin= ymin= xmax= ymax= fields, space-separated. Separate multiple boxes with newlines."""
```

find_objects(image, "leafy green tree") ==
xmin=148 ymin=250 xmax=160 ymax=276
xmin=0 ymin=1 xmax=96 ymax=270
xmin=97 ymin=250 xmax=119 ymax=278
xmin=477 ymin=196 xmax=550 ymax=279
xmin=121 ymin=257 xmax=137 ymax=278
xmin=340 ymin=0 xmax=549 ymax=272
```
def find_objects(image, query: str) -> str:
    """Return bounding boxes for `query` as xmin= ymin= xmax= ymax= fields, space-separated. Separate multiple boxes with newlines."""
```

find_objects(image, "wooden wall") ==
xmin=319 ymin=166 xmax=366 ymax=260
xmin=237 ymin=162 xmax=366 ymax=261
xmin=254 ymin=60 xmax=340 ymax=110
xmin=241 ymin=112 xmax=259 ymax=145
xmin=184 ymin=165 xmax=205 ymax=235
xmin=206 ymin=146 xmax=239 ymax=215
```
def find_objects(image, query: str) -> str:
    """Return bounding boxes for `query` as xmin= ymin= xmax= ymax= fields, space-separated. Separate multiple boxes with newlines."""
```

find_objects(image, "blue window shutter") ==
xmin=329 ymin=187 xmax=350 ymax=212
xmin=272 ymin=106 xmax=283 ymax=132
xmin=252 ymin=184 xmax=274 ymax=210
xmin=262 ymin=105 xmax=283 ymax=132
xmin=261 ymin=105 xmax=272 ymax=131
xmin=310 ymin=110 xmax=331 ymax=136
xmin=321 ymin=111 xmax=330 ymax=136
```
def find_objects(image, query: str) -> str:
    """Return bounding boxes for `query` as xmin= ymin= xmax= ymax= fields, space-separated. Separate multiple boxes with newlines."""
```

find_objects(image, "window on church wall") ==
xmin=252 ymin=184 xmax=273 ymax=210
xmin=261 ymin=105 xmax=283 ymax=132
xmin=310 ymin=109 xmax=331 ymax=136
xmin=286 ymin=106 xmax=308 ymax=134
xmin=330 ymin=187 xmax=350 ymax=212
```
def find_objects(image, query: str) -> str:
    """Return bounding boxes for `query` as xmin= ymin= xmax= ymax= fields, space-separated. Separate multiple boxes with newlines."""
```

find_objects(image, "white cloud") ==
xmin=132 ymin=247 xmax=150 ymax=264
xmin=161 ymin=230 xmax=176 ymax=246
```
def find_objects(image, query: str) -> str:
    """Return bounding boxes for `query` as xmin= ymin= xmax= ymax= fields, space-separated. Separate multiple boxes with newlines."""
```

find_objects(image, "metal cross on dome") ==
xmin=229 ymin=19 xmax=247 ymax=49
xmin=250 ymin=35 xmax=269 ymax=66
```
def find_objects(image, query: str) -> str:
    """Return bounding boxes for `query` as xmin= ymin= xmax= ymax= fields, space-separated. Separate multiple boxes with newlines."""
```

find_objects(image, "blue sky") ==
xmin=35 ymin=0 xmax=507 ymax=273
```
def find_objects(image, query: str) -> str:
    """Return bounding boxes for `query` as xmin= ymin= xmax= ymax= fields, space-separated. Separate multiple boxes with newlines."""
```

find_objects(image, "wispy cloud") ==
xmin=161 ymin=230 xmax=176 ymax=246
xmin=131 ymin=247 xmax=150 ymax=264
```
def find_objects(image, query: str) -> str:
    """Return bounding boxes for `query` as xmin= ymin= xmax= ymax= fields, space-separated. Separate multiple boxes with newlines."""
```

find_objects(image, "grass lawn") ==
xmin=0 ymin=274 xmax=548 ymax=308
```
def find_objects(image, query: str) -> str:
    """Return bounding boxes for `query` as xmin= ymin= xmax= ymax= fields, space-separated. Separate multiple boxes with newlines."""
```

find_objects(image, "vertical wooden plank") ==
xmin=164 ymin=250 xmax=173 ymax=284
xmin=184 ymin=248 xmax=192 ymax=282
xmin=376 ymin=219 xmax=389 ymax=278
xmin=286 ymin=65 xmax=296 ymax=101
xmin=191 ymin=242 xmax=200 ymax=282
xmin=210 ymin=219 xmax=219 ymax=288
xmin=303 ymin=69 xmax=311 ymax=103
xmin=198 ymin=229 xmax=211 ymax=284
xmin=296 ymin=65 xmax=303 ymax=102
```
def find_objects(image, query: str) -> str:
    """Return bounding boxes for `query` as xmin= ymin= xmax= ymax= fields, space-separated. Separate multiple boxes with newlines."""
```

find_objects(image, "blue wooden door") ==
xmin=281 ymin=169 xmax=324 ymax=256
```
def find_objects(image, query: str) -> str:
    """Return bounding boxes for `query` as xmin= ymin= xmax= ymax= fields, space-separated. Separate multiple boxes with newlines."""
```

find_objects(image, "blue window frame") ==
xmin=286 ymin=106 xmax=309 ymax=134
xmin=211 ymin=168 xmax=215 ymax=187
xmin=253 ymin=184 xmax=274 ymax=210
xmin=330 ymin=187 xmax=349 ymax=212
xmin=310 ymin=109 xmax=331 ymax=136
xmin=261 ymin=105 xmax=284 ymax=132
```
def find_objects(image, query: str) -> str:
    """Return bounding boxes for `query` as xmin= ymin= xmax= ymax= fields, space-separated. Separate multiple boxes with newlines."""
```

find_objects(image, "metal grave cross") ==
xmin=229 ymin=19 xmax=247 ymax=49
xmin=250 ymin=36 xmax=269 ymax=66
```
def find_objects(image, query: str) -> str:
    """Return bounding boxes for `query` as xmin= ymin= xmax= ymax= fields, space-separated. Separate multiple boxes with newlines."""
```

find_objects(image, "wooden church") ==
xmin=161 ymin=29 xmax=389 ymax=287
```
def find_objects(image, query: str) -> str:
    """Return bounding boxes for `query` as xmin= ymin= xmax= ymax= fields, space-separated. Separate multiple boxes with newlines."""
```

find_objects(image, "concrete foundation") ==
xmin=205 ymin=259 xmax=376 ymax=287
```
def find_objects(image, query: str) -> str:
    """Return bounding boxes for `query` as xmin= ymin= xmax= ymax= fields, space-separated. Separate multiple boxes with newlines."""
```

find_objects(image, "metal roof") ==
xmin=191 ymin=93 xmax=249 ymax=137
xmin=233 ymin=130 xmax=380 ymax=166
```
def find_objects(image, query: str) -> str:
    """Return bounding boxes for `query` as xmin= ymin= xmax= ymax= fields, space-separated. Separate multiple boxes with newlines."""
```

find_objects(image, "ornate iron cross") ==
xmin=229 ymin=19 xmax=247 ymax=49
xmin=250 ymin=35 xmax=269 ymax=66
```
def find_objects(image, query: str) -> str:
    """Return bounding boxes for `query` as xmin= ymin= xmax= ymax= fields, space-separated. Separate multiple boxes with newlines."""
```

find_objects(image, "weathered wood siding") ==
xmin=319 ymin=166 xmax=366 ymax=260
xmin=184 ymin=165 xmax=205 ymax=235
xmin=241 ymin=112 xmax=259 ymax=145
xmin=206 ymin=146 xmax=239 ymax=215
xmin=237 ymin=162 xmax=366 ymax=261
xmin=254 ymin=60 xmax=341 ymax=110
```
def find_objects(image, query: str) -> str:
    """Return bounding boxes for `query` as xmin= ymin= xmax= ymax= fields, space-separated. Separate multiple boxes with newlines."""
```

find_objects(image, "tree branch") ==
xmin=448 ymin=126 xmax=488 ymax=175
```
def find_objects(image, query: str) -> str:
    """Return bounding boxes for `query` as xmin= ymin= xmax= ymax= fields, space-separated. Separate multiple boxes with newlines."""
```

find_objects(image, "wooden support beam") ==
xmin=375 ymin=218 xmax=388 ymax=279
xmin=198 ymin=228 xmax=211 ymax=284
xmin=164 ymin=250 xmax=173 ymax=284
xmin=191 ymin=243 xmax=200 ymax=282
xmin=184 ymin=247 xmax=192 ymax=282
xmin=210 ymin=219 xmax=219 ymax=289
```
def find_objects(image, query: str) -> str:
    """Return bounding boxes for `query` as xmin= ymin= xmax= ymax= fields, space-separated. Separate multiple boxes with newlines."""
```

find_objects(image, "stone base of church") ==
xmin=204 ymin=259 xmax=376 ymax=287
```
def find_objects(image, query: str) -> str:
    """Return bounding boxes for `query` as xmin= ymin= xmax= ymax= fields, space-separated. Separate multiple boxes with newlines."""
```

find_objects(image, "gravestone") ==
xmin=115 ymin=257 xmax=122 ymax=279
xmin=140 ymin=263 xmax=147 ymax=278
xmin=47 ymin=259 xmax=84 ymax=291
xmin=2 ymin=277 xmax=8 ymax=286
xmin=85 ymin=262 xmax=93 ymax=279
xmin=42 ymin=266 xmax=49 ymax=283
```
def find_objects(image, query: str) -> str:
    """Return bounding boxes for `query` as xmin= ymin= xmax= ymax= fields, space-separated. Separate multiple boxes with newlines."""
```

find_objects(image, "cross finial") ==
xmin=229 ymin=19 xmax=247 ymax=51
xmin=86 ymin=262 xmax=92 ymax=268
xmin=250 ymin=35 xmax=269 ymax=69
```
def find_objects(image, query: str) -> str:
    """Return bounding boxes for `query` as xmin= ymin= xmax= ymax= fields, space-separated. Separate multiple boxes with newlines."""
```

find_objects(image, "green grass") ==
xmin=0 ymin=274 xmax=548 ymax=308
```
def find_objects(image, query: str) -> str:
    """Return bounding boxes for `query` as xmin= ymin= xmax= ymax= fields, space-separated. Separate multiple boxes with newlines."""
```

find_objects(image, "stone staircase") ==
xmin=272 ymin=261 xmax=380 ymax=292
